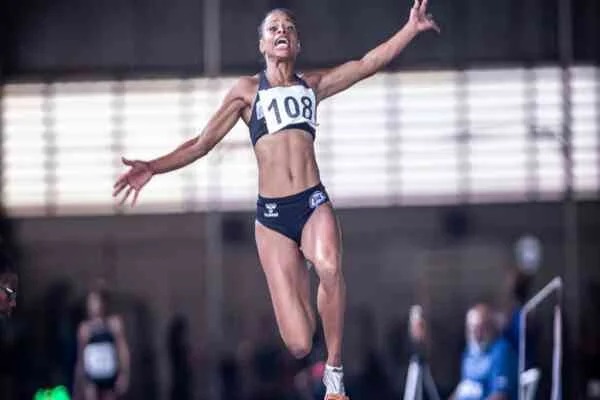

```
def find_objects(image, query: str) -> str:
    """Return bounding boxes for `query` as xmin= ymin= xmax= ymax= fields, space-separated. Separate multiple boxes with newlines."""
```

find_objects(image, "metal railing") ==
xmin=518 ymin=277 xmax=563 ymax=400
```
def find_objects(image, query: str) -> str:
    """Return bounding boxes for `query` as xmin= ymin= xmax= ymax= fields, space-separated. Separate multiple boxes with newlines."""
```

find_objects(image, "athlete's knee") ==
xmin=284 ymin=336 xmax=313 ymax=359
xmin=314 ymin=255 xmax=342 ymax=285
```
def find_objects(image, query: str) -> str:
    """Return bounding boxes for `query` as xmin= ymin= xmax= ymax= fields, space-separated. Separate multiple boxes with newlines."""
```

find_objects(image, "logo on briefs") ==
xmin=309 ymin=191 xmax=327 ymax=209
xmin=264 ymin=202 xmax=279 ymax=218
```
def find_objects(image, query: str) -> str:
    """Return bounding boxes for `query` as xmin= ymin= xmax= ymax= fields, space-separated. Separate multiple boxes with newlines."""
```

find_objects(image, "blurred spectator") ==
xmin=385 ymin=314 xmax=413 ymax=399
xmin=408 ymin=305 xmax=429 ymax=361
xmin=220 ymin=352 xmax=242 ymax=400
xmin=0 ymin=258 xmax=18 ymax=399
xmin=74 ymin=288 xmax=130 ymax=400
xmin=449 ymin=304 xmax=517 ymax=400
xmin=42 ymin=281 xmax=79 ymax=393
xmin=243 ymin=314 xmax=289 ymax=400
xmin=0 ymin=210 xmax=21 ymax=276
xmin=167 ymin=315 xmax=193 ymax=400
xmin=342 ymin=307 xmax=392 ymax=399
xmin=249 ymin=334 xmax=287 ymax=400
xmin=0 ymin=257 xmax=18 ymax=319
xmin=501 ymin=269 xmax=533 ymax=355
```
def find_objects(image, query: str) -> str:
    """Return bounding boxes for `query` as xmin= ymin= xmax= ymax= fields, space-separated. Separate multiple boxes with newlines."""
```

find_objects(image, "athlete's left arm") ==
xmin=111 ymin=315 xmax=131 ymax=395
xmin=307 ymin=0 xmax=439 ymax=102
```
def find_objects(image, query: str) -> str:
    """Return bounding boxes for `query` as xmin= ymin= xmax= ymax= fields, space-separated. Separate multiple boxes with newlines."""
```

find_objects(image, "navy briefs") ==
xmin=256 ymin=183 xmax=329 ymax=245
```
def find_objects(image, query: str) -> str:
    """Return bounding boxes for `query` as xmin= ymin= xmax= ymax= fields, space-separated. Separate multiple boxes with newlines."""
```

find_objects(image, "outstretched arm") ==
xmin=113 ymin=78 xmax=251 ymax=206
xmin=147 ymin=80 xmax=249 ymax=174
xmin=309 ymin=0 xmax=439 ymax=102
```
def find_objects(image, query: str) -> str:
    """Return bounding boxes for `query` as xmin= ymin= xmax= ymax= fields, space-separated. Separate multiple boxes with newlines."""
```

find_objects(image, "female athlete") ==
xmin=113 ymin=2 xmax=439 ymax=398
xmin=75 ymin=289 xmax=130 ymax=400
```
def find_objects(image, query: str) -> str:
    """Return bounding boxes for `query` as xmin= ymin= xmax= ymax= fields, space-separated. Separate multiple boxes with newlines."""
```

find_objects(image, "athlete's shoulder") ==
xmin=233 ymin=75 xmax=259 ymax=94
xmin=226 ymin=75 xmax=259 ymax=106
xmin=296 ymin=71 xmax=322 ymax=92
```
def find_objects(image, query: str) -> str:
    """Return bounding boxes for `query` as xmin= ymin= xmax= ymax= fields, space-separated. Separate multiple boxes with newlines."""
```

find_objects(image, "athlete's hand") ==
xmin=113 ymin=157 xmax=153 ymax=207
xmin=408 ymin=0 xmax=440 ymax=34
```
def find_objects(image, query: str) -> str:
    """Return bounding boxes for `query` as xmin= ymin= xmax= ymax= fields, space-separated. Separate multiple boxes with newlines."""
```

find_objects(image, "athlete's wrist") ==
xmin=146 ymin=160 xmax=159 ymax=175
xmin=402 ymin=21 xmax=420 ymax=37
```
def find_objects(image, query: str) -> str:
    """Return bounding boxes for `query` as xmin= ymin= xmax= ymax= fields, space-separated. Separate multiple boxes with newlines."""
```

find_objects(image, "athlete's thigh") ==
xmin=255 ymin=221 xmax=308 ymax=309
xmin=300 ymin=203 xmax=342 ymax=269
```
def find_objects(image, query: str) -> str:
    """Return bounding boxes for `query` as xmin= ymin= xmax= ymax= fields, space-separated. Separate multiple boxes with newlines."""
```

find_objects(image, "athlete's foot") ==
xmin=323 ymin=364 xmax=347 ymax=400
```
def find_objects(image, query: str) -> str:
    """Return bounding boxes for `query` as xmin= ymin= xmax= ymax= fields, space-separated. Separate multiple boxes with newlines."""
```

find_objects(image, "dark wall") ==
xmin=4 ymin=0 xmax=599 ymax=80
xmin=5 ymin=0 xmax=205 ymax=78
xmin=1 ymin=0 xmax=8 ymax=78
xmin=573 ymin=0 xmax=600 ymax=62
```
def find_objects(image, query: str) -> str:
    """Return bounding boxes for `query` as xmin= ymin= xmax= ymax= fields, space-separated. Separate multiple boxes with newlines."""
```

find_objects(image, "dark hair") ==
xmin=257 ymin=8 xmax=297 ymax=39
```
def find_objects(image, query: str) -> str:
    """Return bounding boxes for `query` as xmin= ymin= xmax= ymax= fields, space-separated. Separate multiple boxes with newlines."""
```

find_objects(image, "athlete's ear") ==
xmin=259 ymin=38 xmax=266 ymax=55
xmin=297 ymin=42 xmax=301 ymax=53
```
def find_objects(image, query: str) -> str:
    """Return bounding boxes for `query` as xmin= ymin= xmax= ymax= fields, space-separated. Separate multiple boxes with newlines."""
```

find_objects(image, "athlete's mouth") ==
xmin=275 ymin=37 xmax=289 ymax=49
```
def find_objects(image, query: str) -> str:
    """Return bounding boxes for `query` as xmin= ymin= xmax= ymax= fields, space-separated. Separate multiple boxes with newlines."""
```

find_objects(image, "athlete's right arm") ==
xmin=113 ymin=78 xmax=251 ymax=206
xmin=147 ymin=81 xmax=249 ymax=174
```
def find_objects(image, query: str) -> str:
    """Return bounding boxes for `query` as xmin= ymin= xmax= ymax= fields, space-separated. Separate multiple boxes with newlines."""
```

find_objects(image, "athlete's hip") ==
xmin=255 ymin=182 xmax=330 ymax=244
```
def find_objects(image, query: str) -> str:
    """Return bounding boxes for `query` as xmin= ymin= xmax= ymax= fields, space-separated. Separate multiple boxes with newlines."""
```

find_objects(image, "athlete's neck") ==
xmin=265 ymin=61 xmax=297 ymax=86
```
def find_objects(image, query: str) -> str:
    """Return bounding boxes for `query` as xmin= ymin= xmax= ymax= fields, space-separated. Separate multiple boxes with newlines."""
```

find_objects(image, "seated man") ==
xmin=450 ymin=304 xmax=517 ymax=400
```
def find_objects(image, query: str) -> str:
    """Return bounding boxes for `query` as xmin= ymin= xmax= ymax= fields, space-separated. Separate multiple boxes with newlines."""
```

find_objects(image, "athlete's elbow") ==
xmin=192 ymin=144 xmax=209 ymax=160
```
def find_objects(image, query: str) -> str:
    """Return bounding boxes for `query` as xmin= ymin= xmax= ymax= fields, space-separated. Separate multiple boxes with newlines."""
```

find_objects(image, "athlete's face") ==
xmin=0 ymin=273 xmax=17 ymax=318
xmin=259 ymin=11 xmax=300 ymax=61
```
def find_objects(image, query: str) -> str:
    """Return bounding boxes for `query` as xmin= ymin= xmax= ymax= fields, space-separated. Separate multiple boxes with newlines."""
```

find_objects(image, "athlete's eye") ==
xmin=268 ymin=26 xmax=277 ymax=32
xmin=286 ymin=25 xmax=296 ymax=32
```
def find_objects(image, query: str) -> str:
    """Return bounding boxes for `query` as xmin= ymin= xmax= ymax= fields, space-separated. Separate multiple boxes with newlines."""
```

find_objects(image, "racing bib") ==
xmin=257 ymin=85 xmax=317 ymax=134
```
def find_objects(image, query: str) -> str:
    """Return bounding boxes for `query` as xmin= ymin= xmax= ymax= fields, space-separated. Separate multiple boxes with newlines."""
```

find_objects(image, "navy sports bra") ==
xmin=248 ymin=71 xmax=317 ymax=146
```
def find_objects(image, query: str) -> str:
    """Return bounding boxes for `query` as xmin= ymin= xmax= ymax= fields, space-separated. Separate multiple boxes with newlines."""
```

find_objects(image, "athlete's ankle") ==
xmin=325 ymin=363 xmax=343 ymax=372
xmin=323 ymin=364 xmax=345 ymax=395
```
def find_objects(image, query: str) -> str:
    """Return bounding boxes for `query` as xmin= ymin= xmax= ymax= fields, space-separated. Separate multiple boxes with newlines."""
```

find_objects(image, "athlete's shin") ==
xmin=317 ymin=265 xmax=346 ymax=366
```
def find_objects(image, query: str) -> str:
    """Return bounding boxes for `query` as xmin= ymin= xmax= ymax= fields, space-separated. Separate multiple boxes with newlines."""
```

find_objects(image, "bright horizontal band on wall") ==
xmin=1 ymin=66 xmax=598 ymax=216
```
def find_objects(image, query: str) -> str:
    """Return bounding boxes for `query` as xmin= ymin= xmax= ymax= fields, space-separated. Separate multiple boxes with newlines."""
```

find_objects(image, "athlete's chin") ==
xmin=270 ymin=51 xmax=298 ymax=62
